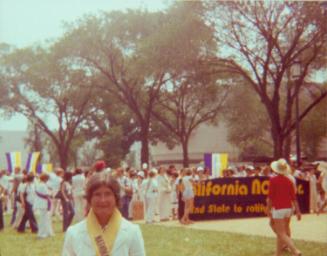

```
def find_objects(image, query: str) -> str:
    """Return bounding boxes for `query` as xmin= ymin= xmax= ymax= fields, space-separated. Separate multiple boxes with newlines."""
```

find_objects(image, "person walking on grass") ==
xmin=317 ymin=162 xmax=327 ymax=214
xmin=181 ymin=168 xmax=195 ymax=225
xmin=17 ymin=173 xmax=38 ymax=233
xmin=266 ymin=159 xmax=302 ymax=256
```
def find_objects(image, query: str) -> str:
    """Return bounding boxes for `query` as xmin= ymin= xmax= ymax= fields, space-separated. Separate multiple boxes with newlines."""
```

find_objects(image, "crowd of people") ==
xmin=0 ymin=159 xmax=326 ymax=254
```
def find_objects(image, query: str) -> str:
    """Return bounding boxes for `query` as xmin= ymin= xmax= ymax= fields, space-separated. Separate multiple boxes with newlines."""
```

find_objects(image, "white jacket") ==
xmin=62 ymin=218 xmax=145 ymax=256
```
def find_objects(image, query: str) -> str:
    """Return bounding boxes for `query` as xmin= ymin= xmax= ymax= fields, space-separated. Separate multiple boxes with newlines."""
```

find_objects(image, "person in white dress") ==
xmin=34 ymin=173 xmax=54 ymax=238
xmin=157 ymin=166 xmax=172 ymax=221
xmin=144 ymin=169 xmax=158 ymax=223
xmin=72 ymin=168 xmax=86 ymax=222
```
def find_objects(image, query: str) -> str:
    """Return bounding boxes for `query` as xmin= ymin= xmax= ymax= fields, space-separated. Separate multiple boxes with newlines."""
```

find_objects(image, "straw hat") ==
xmin=270 ymin=158 xmax=291 ymax=175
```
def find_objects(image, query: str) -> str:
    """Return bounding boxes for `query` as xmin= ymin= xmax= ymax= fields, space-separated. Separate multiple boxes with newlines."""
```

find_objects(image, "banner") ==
xmin=25 ymin=152 xmax=41 ymax=174
xmin=36 ymin=163 xmax=53 ymax=174
xmin=5 ymin=152 xmax=21 ymax=173
xmin=204 ymin=153 xmax=228 ymax=178
xmin=190 ymin=177 xmax=309 ymax=221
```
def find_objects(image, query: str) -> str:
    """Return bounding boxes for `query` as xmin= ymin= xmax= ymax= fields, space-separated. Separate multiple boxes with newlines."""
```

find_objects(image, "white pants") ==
xmin=35 ymin=208 xmax=54 ymax=238
xmin=158 ymin=192 xmax=171 ymax=220
xmin=12 ymin=203 xmax=24 ymax=228
xmin=73 ymin=195 xmax=85 ymax=222
xmin=145 ymin=195 xmax=157 ymax=223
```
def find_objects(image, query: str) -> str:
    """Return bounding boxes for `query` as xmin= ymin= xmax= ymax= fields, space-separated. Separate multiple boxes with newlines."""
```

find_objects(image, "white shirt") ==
xmin=62 ymin=218 xmax=145 ymax=256
xmin=72 ymin=174 xmax=86 ymax=197
xmin=0 ymin=175 xmax=10 ymax=191
xmin=144 ymin=178 xmax=158 ymax=198
xmin=47 ymin=173 xmax=62 ymax=195
xmin=34 ymin=182 xmax=50 ymax=210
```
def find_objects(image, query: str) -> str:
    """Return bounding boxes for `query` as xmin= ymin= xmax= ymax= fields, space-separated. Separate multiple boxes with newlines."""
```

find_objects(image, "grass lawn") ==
xmin=0 ymin=215 xmax=326 ymax=256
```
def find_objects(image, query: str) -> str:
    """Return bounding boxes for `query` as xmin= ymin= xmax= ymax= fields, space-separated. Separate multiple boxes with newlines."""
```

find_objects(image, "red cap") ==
xmin=94 ymin=160 xmax=106 ymax=171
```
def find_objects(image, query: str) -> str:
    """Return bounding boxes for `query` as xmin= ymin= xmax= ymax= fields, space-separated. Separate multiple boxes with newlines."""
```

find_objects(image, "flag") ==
xmin=5 ymin=152 xmax=21 ymax=173
xmin=25 ymin=152 xmax=41 ymax=174
xmin=204 ymin=153 xmax=228 ymax=178
xmin=36 ymin=163 xmax=53 ymax=174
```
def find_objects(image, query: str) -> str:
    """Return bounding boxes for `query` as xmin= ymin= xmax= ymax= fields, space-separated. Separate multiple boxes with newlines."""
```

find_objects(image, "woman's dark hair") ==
xmin=74 ymin=168 xmax=83 ymax=175
xmin=85 ymin=172 xmax=121 ymax=207
xmin=26 ymin=173 xmax=35 ymax=182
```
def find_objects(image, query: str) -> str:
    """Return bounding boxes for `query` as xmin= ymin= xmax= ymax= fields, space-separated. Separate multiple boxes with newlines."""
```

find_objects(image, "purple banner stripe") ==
xmin=25 ymin=153 xmax=32 ymax=173
xmin=37 ymin=164 xmax=42 ymax=174
xmin=6 ymin=153 xmax=13 ymax=173
xmin=204 ymin=153 xmax=212 ymax=176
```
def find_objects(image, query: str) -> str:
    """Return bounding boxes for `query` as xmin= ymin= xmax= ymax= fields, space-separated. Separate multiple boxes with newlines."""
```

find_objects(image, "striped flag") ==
xmin=204 ymin=153 xmax=228 ymax=178
xmin=25 ymin=152 xmax=41 ymax=174
xmin=36 ymin=163 xmax=53 ymax=174
xmin=5 ymin=152 xmax=21 ymax=173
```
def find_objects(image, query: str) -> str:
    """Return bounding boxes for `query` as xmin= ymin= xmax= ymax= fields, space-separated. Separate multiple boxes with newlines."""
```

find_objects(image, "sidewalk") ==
xmin=149 ymin=213 xmax=327 ymax=243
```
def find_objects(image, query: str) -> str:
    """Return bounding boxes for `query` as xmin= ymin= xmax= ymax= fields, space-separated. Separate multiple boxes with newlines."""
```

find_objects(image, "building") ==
xmin=150 ymin=122 xmax=240 ymax=168
xmin=0 ymin=130 xmax=29 ymax=170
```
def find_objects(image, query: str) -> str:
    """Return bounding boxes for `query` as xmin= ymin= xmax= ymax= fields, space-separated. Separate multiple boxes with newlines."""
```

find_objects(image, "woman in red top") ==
xmin=266 ymin=159 xmax=302 ymax=256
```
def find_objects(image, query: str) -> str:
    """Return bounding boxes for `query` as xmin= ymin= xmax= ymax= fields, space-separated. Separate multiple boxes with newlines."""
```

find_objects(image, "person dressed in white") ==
xmin=128 ymin=171 xmax=139 ymax=220
xmin=72 ymin=168 xmax=86 ymax=222
xmin=48 ymin=168 xmax=64 ymax=219
xmin=318 ymin=162 xmax=327 ymax=214
xmin=307 ymin=168 xmax=318 ymax=213
xmin=157 ymin=166 xmax=172 ymax=221
xmin=0 ymin=170 xmax=10 ymax=213
xmin=34 ymin=173 xmax=54 ymax=238
xmin=62 ymin=172 xmax=145 ymax=256
xmin=144 ymin=169 xmax=158 ymax=224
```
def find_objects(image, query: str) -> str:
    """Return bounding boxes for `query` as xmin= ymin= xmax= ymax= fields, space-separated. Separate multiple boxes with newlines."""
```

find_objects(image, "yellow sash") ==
xmin=86 ymin=208 xmax=122 ymax=256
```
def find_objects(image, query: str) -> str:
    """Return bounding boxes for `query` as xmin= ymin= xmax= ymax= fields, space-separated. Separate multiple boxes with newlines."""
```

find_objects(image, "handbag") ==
xmin=132 ymin=200 xmax=144 ymax=220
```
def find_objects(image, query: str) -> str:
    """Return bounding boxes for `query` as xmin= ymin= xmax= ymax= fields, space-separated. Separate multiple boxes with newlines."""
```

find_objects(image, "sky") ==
xmin=0 ymin=0 xmax=167 ymax=131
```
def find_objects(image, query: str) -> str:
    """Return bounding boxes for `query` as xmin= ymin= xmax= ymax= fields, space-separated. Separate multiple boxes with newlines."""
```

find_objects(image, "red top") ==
xmin=268 ymin=175 xmax=296 ymax=209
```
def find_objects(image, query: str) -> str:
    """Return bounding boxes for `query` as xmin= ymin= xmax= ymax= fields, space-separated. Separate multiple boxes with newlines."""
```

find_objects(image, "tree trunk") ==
xmin=284 ymin=134 xmax=292 ymax=162
xmin=181 ymin=139 xmax=189 ymax=167
xmin=58 ymin=146 xmax=69 ymax=171
xmin=271 ymin=122 xmax=284 ymax=160
xmin=140 ymin=129 xmax=149 ymax=166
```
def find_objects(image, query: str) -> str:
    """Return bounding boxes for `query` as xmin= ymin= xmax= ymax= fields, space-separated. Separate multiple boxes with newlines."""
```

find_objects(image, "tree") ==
xmin=56 ymin=2 xmax=216 ymax=166
xmin=56 ymin=10 xmax=174 ymax=165
xmin=208 ymin=1 xmax=327 ymax=159
xmin=153 ymin=67 xmax=229 ymax=167
xmin=0 ymin=46 xmax=97 ymax=169
xmin=223 ymin=77 xmax=272 ymax=158
xmin=80 ymin=90 xmax=140 ymax=167
xmin=300 ymin=89 xmax=327 ymax=160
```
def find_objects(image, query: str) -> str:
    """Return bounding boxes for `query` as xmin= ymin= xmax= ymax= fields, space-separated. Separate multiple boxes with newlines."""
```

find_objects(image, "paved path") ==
xmin=150 ymin=213 xmax=327 ymax=243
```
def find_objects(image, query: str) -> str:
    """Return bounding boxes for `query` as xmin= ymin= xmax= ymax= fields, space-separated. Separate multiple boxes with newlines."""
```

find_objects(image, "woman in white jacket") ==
xmin=62 ymin=172 xmax=145 ymax=256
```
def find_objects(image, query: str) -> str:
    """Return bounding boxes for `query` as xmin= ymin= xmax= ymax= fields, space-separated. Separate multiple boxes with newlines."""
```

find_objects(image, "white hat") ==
xmin=317 ymin=162 xmax=327 ymax=173
xmin=142 ymin=163 xmax=148 ymax=170
xmin=270 ymin=159 xmax=291 ymax=175
xmin=150 ymin=168 xmax=158 ymax=174
xmin=197 ymin=166 xmax=204 ymax=172
xmin=137 ymin=171 xmax=145 ymax=178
